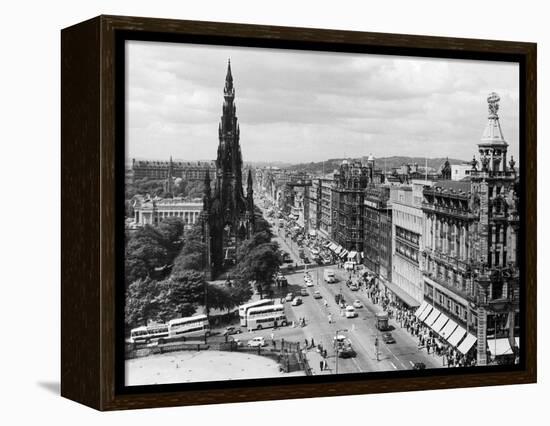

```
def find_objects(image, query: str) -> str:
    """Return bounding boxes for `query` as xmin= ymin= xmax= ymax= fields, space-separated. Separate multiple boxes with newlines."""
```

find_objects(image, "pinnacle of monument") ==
xmin=480 ymin=92 xmax=507 ymax=146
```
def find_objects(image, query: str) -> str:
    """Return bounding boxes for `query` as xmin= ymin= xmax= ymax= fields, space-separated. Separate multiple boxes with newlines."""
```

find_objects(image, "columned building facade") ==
xmin=420 ymin=93 xmax=520 ymax=365
xmin=132 ymin=196 xmax=202 ymax=227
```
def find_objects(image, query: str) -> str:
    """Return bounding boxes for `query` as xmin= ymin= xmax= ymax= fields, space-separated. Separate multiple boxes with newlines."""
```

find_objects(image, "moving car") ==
xmin=381 ymin=332 xmax=396 ymax=344
xmin=323 ymin=269 xmax=337 ymax=283
xmin=352 ymin=300 xmax=363 ymax=308
xmin=291 ymin=297 xmax=303 ymax=306
xmin=412 ymin=362 xmax=426 ymax=370
xmin=350 ymin=283 xmax=359 ymax=291
xmin=334 ymin=335 xmax=356 ymax=358
xmin=222 ymin=326 xmax=242 ymax=336
xmin=247 ymin=336 xmax=266 ymax=347
xmin=313 ymin=290 xmax=322 ymax=299
xmin=300 ymin=288 xmax=308 ymax=296
xmin=285 ymin=292 xmax=294 ymax=302
xmin=305 ymin=280 xmax=314 ymax=287
xmin=375 ymin=312 xmax=390 ymax=331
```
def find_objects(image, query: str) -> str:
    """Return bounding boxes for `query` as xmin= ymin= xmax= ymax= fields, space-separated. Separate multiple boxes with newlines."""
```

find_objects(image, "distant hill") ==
xmin=284 ymin=156 xmax=468 ymax=175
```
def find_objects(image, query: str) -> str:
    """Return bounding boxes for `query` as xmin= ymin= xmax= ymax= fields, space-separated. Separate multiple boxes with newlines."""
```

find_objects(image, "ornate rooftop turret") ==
xmin=478 ymin=92 xmax=509 ymax=173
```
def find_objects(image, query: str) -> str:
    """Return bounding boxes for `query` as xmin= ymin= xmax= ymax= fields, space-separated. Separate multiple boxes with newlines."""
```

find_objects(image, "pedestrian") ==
xmin=320 ymin=360 xmax=323 ymax=371
xmin=311 ymin=337 xmax=315 ymax=348
xmin=328 ymin=313 xmax=332 ymax=324
xmin=305 ymin=338 xmax=308 ymax=347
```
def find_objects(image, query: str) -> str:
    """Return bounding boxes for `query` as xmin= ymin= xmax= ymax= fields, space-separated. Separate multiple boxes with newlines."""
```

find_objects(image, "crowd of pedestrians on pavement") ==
xmin=358 ymin=272 xmax=478 ymax=368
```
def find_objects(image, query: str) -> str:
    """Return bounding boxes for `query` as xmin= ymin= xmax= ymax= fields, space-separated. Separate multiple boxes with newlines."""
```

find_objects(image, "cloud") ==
xmin=126 ymin=41 xmax=520 ymax=164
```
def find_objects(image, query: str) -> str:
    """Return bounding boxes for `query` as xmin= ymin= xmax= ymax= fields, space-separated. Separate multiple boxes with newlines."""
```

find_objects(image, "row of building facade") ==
xmin=255 ymin=93 xmax=520 ymax=365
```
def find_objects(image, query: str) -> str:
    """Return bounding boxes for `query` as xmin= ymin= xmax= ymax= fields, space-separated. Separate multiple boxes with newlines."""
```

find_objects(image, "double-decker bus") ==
xmin=246 ymin=304 xmax=287 ymax=330
xmin=238 ymin=299 xmax=274 ymax=326
xmin=168 ymin=314 xmax=210 ymax=340
xmin=129 ymin=322 xmax=169 ymax=344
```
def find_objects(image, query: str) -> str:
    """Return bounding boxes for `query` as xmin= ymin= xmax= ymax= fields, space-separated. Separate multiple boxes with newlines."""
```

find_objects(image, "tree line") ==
xmin=124 ymin=208 xmax=282 ymax=331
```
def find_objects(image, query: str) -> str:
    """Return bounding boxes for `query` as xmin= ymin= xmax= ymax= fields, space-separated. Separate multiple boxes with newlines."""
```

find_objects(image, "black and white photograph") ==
xmin=123 ymin=41 xmax=521 ymax=386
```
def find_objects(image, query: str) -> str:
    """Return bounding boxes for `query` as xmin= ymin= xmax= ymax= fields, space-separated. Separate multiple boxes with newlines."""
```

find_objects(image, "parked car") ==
xmin=291 ymin=297 xmax=303 ymax=306
xmin=412 ymin=362 xmax=426 ymax=370
xmin=223 ymin=326 xmax=242 ymax=336
xmin=352 ymin=300 xmax=363 ymax=308
xmin=300 ymin=288 xmax=308 ymax=296
xmin=285 ymin=292 xmax=294 ymax=302
xmin=343 ymin=261 xmax=357 ymax=271
xmin=350 ymin=283 xmax=359 ymax=291
xmin=381 ymin=332 xmax=396 ymax=344
xmin=303 ymin=257 xmax=311 ymax=264
xmin=313 ymin=290 xmax=322 ymax=299
xmin=345 ymin=305 xmax=357 ymax=318
xmin=247 ymin=337 xmax=266 ymax=347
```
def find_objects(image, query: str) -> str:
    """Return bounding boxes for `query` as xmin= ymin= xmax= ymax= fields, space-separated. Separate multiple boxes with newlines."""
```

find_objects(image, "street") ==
xmin=213 ymin=198 xmax=442 ymax=375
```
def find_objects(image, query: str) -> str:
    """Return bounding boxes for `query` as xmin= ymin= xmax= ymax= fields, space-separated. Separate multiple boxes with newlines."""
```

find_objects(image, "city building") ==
xmin=132 ymin=196 xmax=202 ymax=227
xmin=201 ymin=60 xmax=255 ymax=279
xmin=389 ymin=180 xmax=434 ymax=307
xmin=308 ymin=179 xmax=321 ymax=233
xmin=331 ymin=157 xmax=382 ymax=260
xmin=420 ymin=92 xmax=520 ymax=365
xmin=451 ymin=163 xmax=474 ymax=181
xmin=318 ymin=175 xmax=334 ymax=238
xmin=363 ymin=185 xmax=392 ymax=282
xmin=131 ymin=158 xmax=216 ymax=182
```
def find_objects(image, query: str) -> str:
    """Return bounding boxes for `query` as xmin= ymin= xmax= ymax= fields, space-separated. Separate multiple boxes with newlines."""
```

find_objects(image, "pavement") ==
xmin=125 ymin=350 xmax=305 ymax=386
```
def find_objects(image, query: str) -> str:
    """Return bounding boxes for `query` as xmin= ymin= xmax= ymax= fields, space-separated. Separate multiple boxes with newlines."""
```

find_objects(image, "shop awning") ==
xmin=425 ymin=308 xmax=441 ymax=327
xmin=382 ymin=280 xmax=421 ymax=308
xmin=431 ymin=313 xmax=449 ymax=333
xmin=439 ymin=319 xmax=458 ymax=340
xmin=308 ymin=230 xmax=316 ymax=236
xmin=457 ymin=333 xmax=477 ymax=355
xmin=419 ymin=304 xmax=433 ymax=321
xmin=334 ymin=246 xmax=342 ymax=254
xmin=339 ymin=249 xmax=348 ymax=258
xmin=487 ymin=337 xmax=520 ymax=356
xmin=360 ymin=252 xmax=364 ymax=259
xmin=324 ymin=241 xmax=332 ymax=247
xmin=447 ymin=325 xmax=467 ymax=347
xmin=348 ymin=251 xmax=357 ymax=259
xmin=415 ymin=301 xmax=429 ymax=318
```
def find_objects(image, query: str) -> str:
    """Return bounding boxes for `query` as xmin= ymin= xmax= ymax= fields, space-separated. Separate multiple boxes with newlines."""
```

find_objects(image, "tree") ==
xmin=157 ymin=217 xmax=185 ymax=257
xmin=235 ymin=242 xmax=282 ymax=298
xmin=125 ymin=226 xmax=169 ymax=285
xmin=165 ymin=269 xmax=206 ymax=318
xmin=125 ymin=277 xmax=166 ymax=329
xmin=172 ymin=223 xmax=206 ymax=273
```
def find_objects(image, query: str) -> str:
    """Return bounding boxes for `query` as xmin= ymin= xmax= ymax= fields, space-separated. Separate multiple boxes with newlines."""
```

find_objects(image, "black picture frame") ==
xmin=61 ymin=15 xmax=537 ymax=411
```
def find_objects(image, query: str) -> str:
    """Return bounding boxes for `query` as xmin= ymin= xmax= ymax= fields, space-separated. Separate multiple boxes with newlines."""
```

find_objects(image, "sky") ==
xmin=126 ymin=40 xmax=520 ymax=165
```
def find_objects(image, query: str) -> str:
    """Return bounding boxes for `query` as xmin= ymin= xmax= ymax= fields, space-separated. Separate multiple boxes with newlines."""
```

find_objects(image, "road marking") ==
xmin=390 ymin=361 xmax=398 ymax=370
xmin=409 ymin=360 xmax=415 ymax=367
